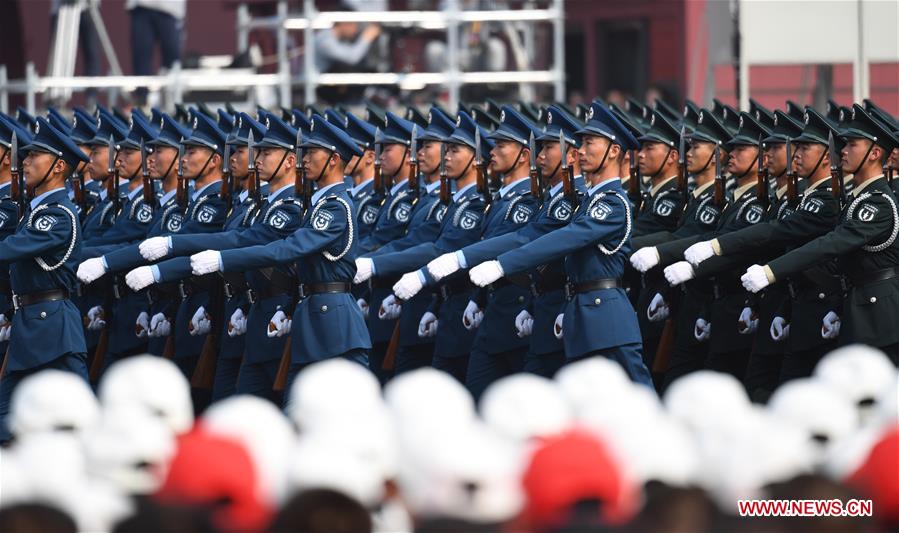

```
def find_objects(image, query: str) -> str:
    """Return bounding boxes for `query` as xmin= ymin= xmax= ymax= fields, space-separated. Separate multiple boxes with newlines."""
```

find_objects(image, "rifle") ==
xmin=220 ymin=142 xmax=233 ymax=207
xmin=828 ymin=131 xmax=846 ymax=208
xmin=408 ymin=124 xmax=420 ymax=201
xmin=176 ymin=143 xmax=188 ymax=211
xmin=785 ymin=138 xmax=798 ymax=204
xmin=756 ymin=135 xmax=769 ymax=208
xmin=141 ymin=140 xmax=155 ymax=214
xmin=559 ymin=129 xmax=578 ymax=208
xmin=475 ymin=127 xmax=491 ymax=206
xmin=191 ymin=276 xmax=225 ymax=390
xmin=248 ymin=130 xmax=262 ymax=212
xmin=110 ymin=137 xmax=121 ymax=218
xmin=72 ymin=167 xmax=86 ymax=218
xmin=438 ymin=142 xmax=450 ymax=205
xmin=90 ymin=138 xmax=119 ymax=382
xmin=528 ymin=131 xmax=540 ymax=199
xmin=373 ymin=127 xmax=384 ymax=197
xmin=628 ymin=149 xmax=642 ymax=212
xmin=678 ymin=125 xmax=688 ymax=205
xmin=10 ymin=132 xmax=25 ymax=220
xmin=713 ymin=145 xmax=726 ymax=208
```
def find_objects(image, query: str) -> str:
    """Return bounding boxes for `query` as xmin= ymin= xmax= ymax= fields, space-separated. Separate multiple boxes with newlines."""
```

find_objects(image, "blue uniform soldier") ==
xmin=81 ymin=109 xmax=129 ymax=240
xmin=0 ymin=117 xmax=91 ymax=442
xmin=68 ymin=108 xmax=103 ymax=217
xmin=344 ymin=112 xmax=382 ymax=241
xmin=467 ymin=104 xmax=654 ymax=387
xmin=126 ymin=114 xmax=303 ymax=403
xmin=354 ymin=112 xmax=490 ymax=383
xmin=187 ymin=115 xmax=371 ymax=396
xmin=426 ymin=105 xmax=587 ymax=380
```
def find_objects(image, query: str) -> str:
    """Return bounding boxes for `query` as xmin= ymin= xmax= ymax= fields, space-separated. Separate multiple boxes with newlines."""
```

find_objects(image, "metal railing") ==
xmin=1 ymin=0 xmax=565 ymax=113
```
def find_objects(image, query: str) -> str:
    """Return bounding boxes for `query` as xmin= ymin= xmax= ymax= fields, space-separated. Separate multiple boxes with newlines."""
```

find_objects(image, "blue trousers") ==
xmin=212 ymin=356 xmax=243 ymax=402
xmin=523 ymin=350 xmax=566 ymax=378
xmin=393 ymin=343 xmax=434 ymax=376
xmin=431 ymin=354 xmax=468 ymax=384
xmin=0 ymin=353 xmax=88 ymax=443
xmin=235 ymin=358 xmax=281 ymax=404
xmin=465 ymin=347 xmax=527 ymax=402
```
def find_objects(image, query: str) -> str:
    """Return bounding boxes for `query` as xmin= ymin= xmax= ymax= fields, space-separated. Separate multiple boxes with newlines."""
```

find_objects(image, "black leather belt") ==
xmin=787 ymin=274 xmax=846 ymax=299
xmin=247 ymin=285 xmax=291 ymax=304
xmin=300 ymin=282 xmax=352 ymax=297
xmin=851 ymin=267 xmax=899 ymax=287
xmin=533 ymin=275 xmax=567 ymax=296
xmin=566 ymin=278 xmax=622 ymax=298
xmin=439 ymin=277 xmax=472 ymax=300
xmin=369 ymin=278 xmax=398 ymax=290
xmin=13 ymin=289 xmax=70 ymax=310
xmin=487 ymin=273 xmax=531 ymax=292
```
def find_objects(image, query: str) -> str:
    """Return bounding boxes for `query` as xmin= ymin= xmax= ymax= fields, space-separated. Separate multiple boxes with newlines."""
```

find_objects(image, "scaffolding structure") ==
xmin=0 ymin=0 xmax=565 ymax=114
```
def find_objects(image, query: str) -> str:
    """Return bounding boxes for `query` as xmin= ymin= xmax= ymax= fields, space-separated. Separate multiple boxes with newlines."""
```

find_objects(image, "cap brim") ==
xmin=637 ymin=133 xmax=675 ymax=146
xmin=792 ymin=132 xmax=827 ymax=145
xmin=487 ymin=130 xmax=526 ymax=145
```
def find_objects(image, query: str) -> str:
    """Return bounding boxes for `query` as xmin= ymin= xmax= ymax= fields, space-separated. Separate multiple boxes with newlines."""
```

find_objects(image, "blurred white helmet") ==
xmin=299 ymin=409 xmax=399 ymax=483
xmin=768 ymin=378 xmax=858 ymax=461
xmin=83 ymin=406 xmax=176 ymax=495
xmin=9 ymin=369 xmax=99 ymax=438
xmin=480 ymin=374 xmax=573 ymax=443
xmin=664 ymin=371 xmax=752 ymax=431
xmin=0 ymin=449 xmax=31 ymax=506
xmin=203 ymin=395 xmax=295 ymax=505
xmin=288 ymin=434 xmax=386 ymax=508
xmin=397 ymin=422 xmax=524 ymax=524
xmin=578 ymin=384 xmax=662 ymax=435
xmin=286 ymin=359 xmax=384 ymax=433
xmin=555 ymin=357 xmax=635 ymax=418
xmin=384 ymin=368 xmax=476 ymax=431
xmin=98 ymin=355 xmax=193 ymax=434
xmin=814 ymin=344 xmax=897 ymax=424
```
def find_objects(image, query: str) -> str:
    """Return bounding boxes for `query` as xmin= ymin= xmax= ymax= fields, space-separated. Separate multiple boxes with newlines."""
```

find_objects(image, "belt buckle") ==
xmin=564 ymin=282 xmax=573 ymax=300
xmin=224 ymin=283 xmax=234 ymax=300
xmin=246 ymin=289 xmax=257 ymax=304
xmin=12 ymin=293 xmax=20 ymax=310
xmin=298 ymin=284 xmax=308 ymax=299
xmin=178 ymin=281 xmax=187 ymax=299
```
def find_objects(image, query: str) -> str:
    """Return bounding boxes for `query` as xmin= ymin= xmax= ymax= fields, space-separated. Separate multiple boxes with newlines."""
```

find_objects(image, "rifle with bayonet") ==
xmin=373 ymin=127 xmax=384 ymax=198
xmin=785 ymin=137 xmax=798 ymax=205
xmin=628 ymin=149 xmax=642 ymax=212
xmin=248 ymin=131 xmax=262 ymax=212
xmin=10 ymin=132 xmax=25 ymax=220
xmin=89 ymin=137 xmax=119 ymax=382
xmin=828 ymin=131 xmax=846 ymax=208
xmin=408 ymin=125 xmax=420 ymax=201
xmin=141 ymin=140 xmax=155 ymax=214
xmin=438 ymin=142 xmax=450 ymax=205
xmin=176 ymin=144 xmax=187 ymax=211
xmin=756 ymin=135 xmax=769 ymax=208
xmin=220 ymin=142 xmax=233 ymax=208
xmin=560 ymin=129 xmax=578 ymax=208
xmin=110 ymin=137 xmax=121 ymax=218
xmin=678 ymin=125 xmax=689 ymax=205
xmin=713 ymin=145 xmax=726 ymax=208
xmin=71 ymin=159 xmax=87 ymax=219
xmin=528 ymin=131 xmax=541 ymax=200
xmin=475 ymin=127 xmax=491 ymax=206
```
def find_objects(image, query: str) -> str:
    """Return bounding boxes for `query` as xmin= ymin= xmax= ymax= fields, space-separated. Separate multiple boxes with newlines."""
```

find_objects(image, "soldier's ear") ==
xmin=53 ymin=158 xmax=68 ymax=175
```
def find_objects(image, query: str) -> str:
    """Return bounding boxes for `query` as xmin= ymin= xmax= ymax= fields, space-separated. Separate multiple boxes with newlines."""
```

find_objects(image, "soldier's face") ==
xmin=538 ymin=141 xmax=561 ymax=178
xmin=115 ymin=148 xmax=141 ymax=177
xmin=490 ymin=140 xmax=523 ymax=172
xmin=418 ymin=141 xmax=441 ymax=175
xmin=380 ymin=143 xmax=407 ymax=176
xmin=841 ymin=138 xmax=875 ymax=173
xmin=793 ymin=143 xmax=824 ymax=177
xmin=231 ymin=146 xmax=249 ymax=179
xmin=637 ymin=141 xmax=668 ymax=175
xmin=150 ymin=146 xmax=178 ymax=179
xmin=88 ymin=144 xmax=110 ymax=180
xmin=77 ymin=145 xmax=92 ymax=179
xmin=889 ymin=148 xmax=899 ymax=170
xmin=580 ymin=135 xmax=612 ymax=174
xmin=22 ymin=151 xmax=64 ymax=188
xmin=302 ymin=147 xmax=333 ymax=180
xmin=686 ymin=140 xmax=714 ymax=174
xmin=182 ymin=146 xmax=216 ymax=178
xmin=727 ymin=145 xmax=757 ymax=174
xmin=444 ymin=143 xmax=474 ymax=179
xmin=764 ymin=143 xmax=788 ymax=176
xmin=257 ymin=147 xmax=289 ymax=181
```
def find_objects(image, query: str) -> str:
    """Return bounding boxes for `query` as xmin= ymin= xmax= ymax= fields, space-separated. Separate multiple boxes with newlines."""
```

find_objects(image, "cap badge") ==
xmin=739 ymin=116 xmax=744 ymax=129
xmin=698 ymin=111 xmax=704 ymax=124
xmin=192 ymin=116 xmax=199 ymax=129
xmin=650 ymin=114 xmax=656 ymax=126
xmin=773 ymin=114 xmax=778 ymax=126
xmin=804 ymin=112 xmax=810 ymax=124
xmin=587 ymin=107 xmax=594 ymax=120
xmin=500 ymin=110 xmax=506 ymax=122
xmin=546 ymin=112 xmax=553 ymax=124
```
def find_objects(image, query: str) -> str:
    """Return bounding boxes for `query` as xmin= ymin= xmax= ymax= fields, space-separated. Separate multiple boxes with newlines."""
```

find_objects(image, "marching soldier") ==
xmin=81 ymin=109 xmax=128 ymax=240
xmin=465 ymin=105 xmax=653 ymax=387
xmin=344 ymin=112 xmax=381 ymax=240
xmin=68 ymin=108 xmax=102 ymax=217
xmin=0 ymin=118 xmax=90 ymax=442
xmin=186 ymin=115 xmax=371 ymax=396
xmin=741 ymin=104 xmax=899 ymax=364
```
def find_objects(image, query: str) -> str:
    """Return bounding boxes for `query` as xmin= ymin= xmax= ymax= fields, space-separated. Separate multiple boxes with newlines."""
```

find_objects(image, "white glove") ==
xmin=378 ymin=294 xmax=402 ymax=320
xmin=515 ymin=309 xmax=534 ymax=338
xmin=694 ymin=318 xmax=711 ymax=341
xmin=821 ymin=311 xmax=841 ymax=339
xmin=647 ymin=293 xmax=669 ymax=322
xmin=190 ymin=250 xmax=222 ymax=276
xmin=356 ymin=298 xmax=370 ymax=319
xmin=125 ymin=266 xmax=157 ymax=291
xmin=0 ymin=314 xmax=10 ymax=342
xmin=139 ymin=236 xmax=170 ymax=261
xmin=354 ymin=257 xmax=374 ymax=284
xmin=737 ymin=306 xmax=758 ymax=334
xmin=268 ymin=310 xmax=291 ymax=338
xmin=770 ymin=316 xmax=790 ymax=341
xmin=462 ymin=300 xmax=484 ymax=330
xmin=630 ymin=247 xmax=660 ymax=272
xmin=664 ymin=261 xmax=695 ymax=286
xmin=427 ymin=252 xmax=461 ymax=281
xmin=469 ymin=260 xmax=504 ymax=287
xmin=77 ymin=257 xmax=107 ymax=284
xmin=553 ymin=313 xmax=564 ymax=339
xmin=135 ymin=311 xmax=150 ymax=339
xmin=741 ymin=264 xmax=770 ymax=293
xmin=393 ymin=271 xmax=424 ymax=300
xmin=148 ymin=313 xmax=171 ymax=337
xmin=189 ymin=306 xmax=211 ymax=336
xmin=418 ymin=312 xmax=438 ymax=338
xmin=228 ymin=308 xmax=247 ymax=337
xmin=684 ymin=240 xmax=716 ymax=266
xmin=87 ymin=305 xmax=106 ymax=331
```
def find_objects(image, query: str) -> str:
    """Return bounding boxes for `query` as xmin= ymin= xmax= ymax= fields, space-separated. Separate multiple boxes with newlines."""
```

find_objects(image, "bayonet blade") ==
xmin=678 ymin=125 xmax=686 ymax=165
xmin=528 ymin=131 xmax=537 ymax=171
xmin=410 ymin=125 xmax=418 ymax=163
xmin=140 ymin=139 xmax=148 ymax=177
xmin=247 ymin=130 xmax=255 ymax=172
xmin=177 ymin=144 xmax=184 ymax=178
xmin=475 ymin=126 xmax=482 ymax=164
xmin=374 ymin=127 xmax=382 ymax=164
xmin=295 ymin=127 xmax=303 ymax=169
xmin=10 ymin=132 xmax=17 ymax=173
xmin=828 ymin=131 xmax=839 ymax=171
xmin=757 ymin=134 xmax=764 ymax=175
xmin=107 ymin=135 xmax=115 ymax=175
xmin=222 ymin=141 xmax=231 ymax=174
xmin=785 ymin=137 xmax=793 ymax=176
xmin=714 ymin=145 xmax=721 ymax=179
xmin=439 ymin=142 xmax=447 ymax=177
xmin=559 ymin=129 xmax=568 ymax=170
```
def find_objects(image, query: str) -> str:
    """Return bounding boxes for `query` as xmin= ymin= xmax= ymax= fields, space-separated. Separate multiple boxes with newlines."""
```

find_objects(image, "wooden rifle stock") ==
xmin=273 ymin=337 xmax=292 ymax=393
xmin=757 ymin=167 xmax=770 ymax=207
xmin=409 ymin=160 xmax=420 ymax=199
xmin=73 ymin=173 xmax=87 ymax=216
xmin=191 ymin=279 xmax=225 ymax=390
xmin=477 ymin=162 xmax=491 ymax=205
xmin=10 ymin=167 xmax=24 ymax=219
xmin=439 ymin=174 xmax=450 ymax=204
xmin=530 ymin=167 xmax=540 ymax=198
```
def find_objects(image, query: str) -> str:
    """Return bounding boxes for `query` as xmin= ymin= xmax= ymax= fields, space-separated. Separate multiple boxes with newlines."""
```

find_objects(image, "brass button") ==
xmin=594 ymin=298 xmax=602 ymax=305
xmin=39 ymin=311 xmax=47 ymax=319
xmin=818 ymin=292 xmax=825 ymax=300
xmin=321 ymin=305 xmax=328 ymax=312
xmin=869 ymin=297 xmax=877 ymax=304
